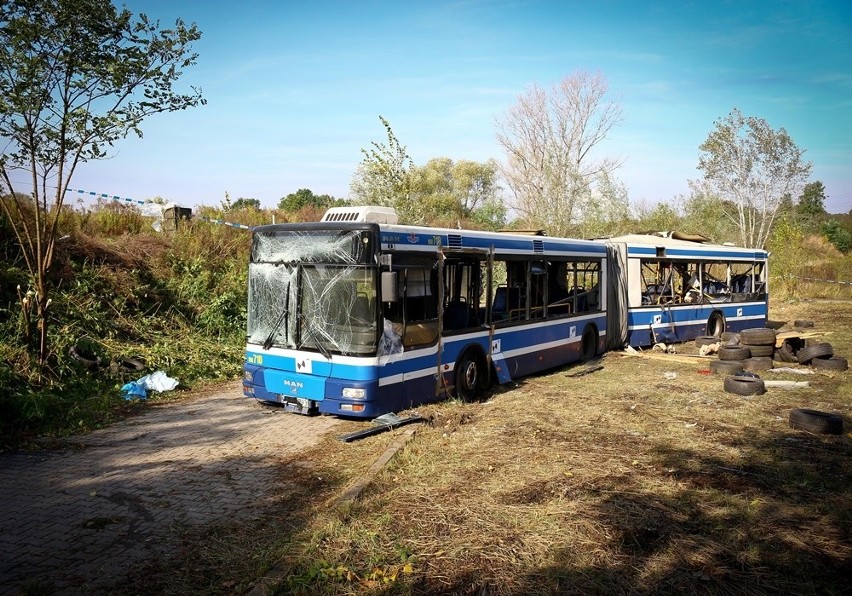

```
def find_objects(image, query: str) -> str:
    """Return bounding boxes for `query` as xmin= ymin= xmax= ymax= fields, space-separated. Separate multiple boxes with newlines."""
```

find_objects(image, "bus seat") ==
xmin=444 ymin=301 xmax=469 ymax=329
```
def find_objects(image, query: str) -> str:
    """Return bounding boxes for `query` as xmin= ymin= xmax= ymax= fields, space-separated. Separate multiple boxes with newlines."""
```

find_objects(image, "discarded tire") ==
xmin=775 ymin=339 xmax=803 ymax=363
xmin=69 ymin=344 xmax=104 ymax=367
xmin=789 ymin=408 xmax=843 ymax=435
xmin=793 ymin=319 xmax=814 ymax=328
xmin=740 ymin=328 xmax=777 ymax=346
xmin=747 ymin=344 xmax=775 ymax=358
xmin=718 ymin=345 xmax=751 ymax=361
xmin=720 ymin=332 xmax=740 ymax=345
xmin=724 ymin=375 xmax=766 ymax=396
xmin=695 ymin=335 xmax=720 ymax=347
xmin=766 ymin=320 xmax=786 ymax=330
xmin=797 ymin=342 xmax=833 ymax=364
xmin=811 ymin=356 xmax=848 ymax=372
xmin=742 ymin=356 xmax=774 ymax=372
xmin=117 ymin=357 xmax=146 ymax=373
xmin=710 ymin=360 xmax=744 ymax=375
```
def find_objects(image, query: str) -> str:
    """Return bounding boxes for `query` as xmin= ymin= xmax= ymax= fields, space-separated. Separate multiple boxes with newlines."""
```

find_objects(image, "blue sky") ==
xmin=60 ymin=0 xmax=852 ymax=213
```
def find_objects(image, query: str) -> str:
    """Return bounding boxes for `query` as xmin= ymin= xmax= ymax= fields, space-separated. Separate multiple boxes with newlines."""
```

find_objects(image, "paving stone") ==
xmin=0 ymin=381 xmax=341 ymax=595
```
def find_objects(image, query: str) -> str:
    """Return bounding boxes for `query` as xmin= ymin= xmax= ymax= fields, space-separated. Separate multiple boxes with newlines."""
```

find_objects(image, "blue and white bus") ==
xmin=242 ymin=206 xmax=610 ymax=417
xmin=605 ymin=233 xmax=769 ymax=347
xmin=242 ymin=208 xmax=768 ymax=417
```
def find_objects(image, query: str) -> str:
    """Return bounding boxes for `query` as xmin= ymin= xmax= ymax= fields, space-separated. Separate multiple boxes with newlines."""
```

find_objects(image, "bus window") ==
xmin=574 ymin=260 xmax=601 ymax=312
xmin=443 ymin=258 xmax=485 ymax=331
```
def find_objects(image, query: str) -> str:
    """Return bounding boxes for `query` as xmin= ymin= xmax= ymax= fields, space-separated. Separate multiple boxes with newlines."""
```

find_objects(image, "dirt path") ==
xmin=0 ymin=381 xmax=342 ymax=594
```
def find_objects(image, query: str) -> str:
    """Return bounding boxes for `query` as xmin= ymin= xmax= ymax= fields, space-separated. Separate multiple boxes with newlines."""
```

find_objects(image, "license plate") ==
xmin=277 ymin=394 xmax=314 ymax=415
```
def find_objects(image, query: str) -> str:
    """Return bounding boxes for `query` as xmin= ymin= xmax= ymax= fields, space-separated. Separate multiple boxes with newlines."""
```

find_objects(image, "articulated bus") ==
xmin=242 ymin=207 xmax=768 ymax=417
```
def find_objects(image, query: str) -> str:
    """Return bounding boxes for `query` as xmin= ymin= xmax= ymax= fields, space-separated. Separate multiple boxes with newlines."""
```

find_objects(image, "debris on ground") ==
xmin=339 ymin=414 xmax=427 ymax=442
xmin=120 ymin=370 xmax=179 ymax=400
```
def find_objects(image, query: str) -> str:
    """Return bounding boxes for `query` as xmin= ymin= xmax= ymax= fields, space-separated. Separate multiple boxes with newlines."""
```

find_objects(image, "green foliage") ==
xmin=767 ymin=216 xmax=806 ymax=297
xmin=350 ymin=116 xmax=416 ymax=221
xmin=695 ymin=107 xmax=812 ymax=248
xmin=797 ymin=181 xmax=827 ymax=217
xmin=0 ymin=0 xmax=205 ymax=368
xmin=0 ymin=204 xmax=249 ymax=448
xmin=230 ymin=198 xmax=261 ymax=211
xmin=278 ymin=188 xmax=338 ymax=212
xmin=821 ymin=218 xmax=851 ymax=253
xmin=409 ymin=157 xmax=506 ymax=229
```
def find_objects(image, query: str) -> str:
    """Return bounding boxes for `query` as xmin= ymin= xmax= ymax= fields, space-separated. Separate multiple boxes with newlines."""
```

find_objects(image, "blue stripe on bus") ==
xmin=379 ymin=232 xmax=607 ymax=255
xmin=625 ymin=246 xmax=766 ymax=260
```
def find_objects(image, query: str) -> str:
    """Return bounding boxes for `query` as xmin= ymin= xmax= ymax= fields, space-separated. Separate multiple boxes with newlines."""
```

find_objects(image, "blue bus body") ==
xmin=243 ymin=208 xmax=608 ymax=417
xmin=242 ymin=211 xmax=767 ymax=418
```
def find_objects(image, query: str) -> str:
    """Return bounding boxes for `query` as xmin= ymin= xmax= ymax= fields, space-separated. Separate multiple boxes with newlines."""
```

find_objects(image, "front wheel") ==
xmin=455 ymin=354 xmax=484 ymax=402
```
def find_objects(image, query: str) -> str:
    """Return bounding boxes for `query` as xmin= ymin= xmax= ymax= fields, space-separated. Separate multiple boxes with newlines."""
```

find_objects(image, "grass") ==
xmin=111 ymin=300 xmax=851 ymax=595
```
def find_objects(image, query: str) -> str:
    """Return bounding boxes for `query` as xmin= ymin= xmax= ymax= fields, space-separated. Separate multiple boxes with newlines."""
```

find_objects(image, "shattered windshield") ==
xmin=246 ymin=228 xmax=379 ymax=355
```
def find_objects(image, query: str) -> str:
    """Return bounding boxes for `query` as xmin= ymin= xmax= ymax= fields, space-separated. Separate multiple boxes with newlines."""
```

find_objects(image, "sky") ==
xmin=42 ymin=0 xmax=852 ymax=213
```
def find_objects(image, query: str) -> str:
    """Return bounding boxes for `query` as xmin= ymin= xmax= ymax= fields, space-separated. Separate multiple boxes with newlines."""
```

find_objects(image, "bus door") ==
xmin=436 ymin=248 xmax=490 ymax=397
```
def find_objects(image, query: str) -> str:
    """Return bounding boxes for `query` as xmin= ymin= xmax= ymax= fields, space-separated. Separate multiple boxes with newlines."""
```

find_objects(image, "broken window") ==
xmin=247 ymin=229 xmax=378 ymax=355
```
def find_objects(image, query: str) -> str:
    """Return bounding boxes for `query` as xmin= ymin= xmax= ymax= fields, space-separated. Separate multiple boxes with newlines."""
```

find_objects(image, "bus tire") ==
xmin=740 ymin=328 xmax=776 ymax=346
xmin=580 ymin=326 xmax=598 ymax=362
xmin=718 ymin=346 xmax=750 ymax=361
xmin=455 ymin=351 xmax=485 ymax=402
xmin=706 ymin=311 xmax=725 ymax=337
xmin=695 ymin=335 xmax=720 ymax=347
xmin=789 ymin=408 xmax=843 ymax=435
xmin=742 ymin=356 xmax=774 ymax=371
xmin=775 ymin=339 xmax=802 ymax=363
xmin=797 ymin=342 xmax=833 ymax=364
xmin=811 ymin=356 xmax=848 ymax=371
xmin=724 ymin=375 xmax=766 ymax=396
xmin=747 ymin=344 xmax=775 ymax=357
xmin=720 ymin=332 xmax=740 ymax=346
xmin=710 ymin=360 xmax=744 ymax=375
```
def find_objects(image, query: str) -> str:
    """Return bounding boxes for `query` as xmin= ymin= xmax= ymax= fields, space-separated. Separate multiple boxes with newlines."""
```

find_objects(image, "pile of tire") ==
xmin=704 ymin=327 xmax=777 ymax=396
xmin=772 ymin=324 xmax=848 ymax=372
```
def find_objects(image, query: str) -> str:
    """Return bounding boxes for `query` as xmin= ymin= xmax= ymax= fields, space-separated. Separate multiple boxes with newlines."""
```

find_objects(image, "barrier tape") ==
xmin=64 ymin=186 xmax=254 ymax=231
xmin=66 ymin=187 xmax=150 ymax=206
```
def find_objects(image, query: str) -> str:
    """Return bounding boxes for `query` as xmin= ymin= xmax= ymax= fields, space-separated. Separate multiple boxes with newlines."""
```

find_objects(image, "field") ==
xmin=124 ymin=299 xmax=851 ymax=595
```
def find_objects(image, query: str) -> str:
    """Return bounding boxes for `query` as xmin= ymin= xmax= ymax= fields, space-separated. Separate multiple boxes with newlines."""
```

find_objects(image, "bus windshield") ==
xmin=247 ymin=229 xmax=378 ymax=355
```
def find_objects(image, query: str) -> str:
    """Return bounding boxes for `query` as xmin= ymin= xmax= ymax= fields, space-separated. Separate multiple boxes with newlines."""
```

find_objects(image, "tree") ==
xmin=797 ymin=181 xmax=827 ymax=217
xmin=349 ymin=116 xmax=415 ymax=221
xmin=409 ymin=157 xmax=506 ymax=229
xmin=230 ymin=198 xmax=261 ymax=210
xmin=278 ymin=188 xmax=336 ymax=212
xmin=495 ymin=71 xmax=624 ymax=236
xmin=0 ymin=0 xmax=204 ymax=367
xmin=695 ymin=108 xmax=812 ymax=249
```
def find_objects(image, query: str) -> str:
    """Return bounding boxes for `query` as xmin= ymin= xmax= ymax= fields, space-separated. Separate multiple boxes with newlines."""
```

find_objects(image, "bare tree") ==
xmin=694 ymin=108 xmax=812 ymax=249
xmin=495 ymin=71 xmax=624 ymax=236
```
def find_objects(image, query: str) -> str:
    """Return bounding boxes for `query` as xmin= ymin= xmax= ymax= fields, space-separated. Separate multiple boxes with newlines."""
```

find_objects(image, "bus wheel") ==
xmin=455 ymin=353 xmax=483 ymax=402
xmin=580 ymin=326 xmax=598 ymax=362
xmin=706 ymin=312 xmax=725 ymax=337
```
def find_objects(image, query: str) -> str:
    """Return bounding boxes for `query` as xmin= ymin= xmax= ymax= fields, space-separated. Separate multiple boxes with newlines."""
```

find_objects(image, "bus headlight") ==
xmin=342 ymin=387 xmax=366 ymax=399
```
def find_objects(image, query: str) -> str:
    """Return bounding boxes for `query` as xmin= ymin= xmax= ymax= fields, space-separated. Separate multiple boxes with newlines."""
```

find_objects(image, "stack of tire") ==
xmin=703 ymin=327 xmax=777 ymax=396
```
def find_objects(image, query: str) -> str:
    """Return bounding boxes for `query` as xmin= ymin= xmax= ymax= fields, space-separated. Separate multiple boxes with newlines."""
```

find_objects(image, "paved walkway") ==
xmin=0 ymin=381 xmax=342 ymax=594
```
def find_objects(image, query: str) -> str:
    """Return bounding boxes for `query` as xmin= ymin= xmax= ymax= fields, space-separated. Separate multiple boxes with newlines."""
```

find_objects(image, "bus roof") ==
xmin=605 ymin=234 xmax=767 ymax=260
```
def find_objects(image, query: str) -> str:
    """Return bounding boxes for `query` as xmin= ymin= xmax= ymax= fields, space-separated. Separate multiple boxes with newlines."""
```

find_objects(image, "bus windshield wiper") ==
xmin=262 ymin=281 xmax=290 ymax=350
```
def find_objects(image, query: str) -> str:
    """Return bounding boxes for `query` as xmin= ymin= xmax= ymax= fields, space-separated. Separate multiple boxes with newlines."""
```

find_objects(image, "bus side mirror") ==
xmin=382 ymin=272 xmax=398 ymax=302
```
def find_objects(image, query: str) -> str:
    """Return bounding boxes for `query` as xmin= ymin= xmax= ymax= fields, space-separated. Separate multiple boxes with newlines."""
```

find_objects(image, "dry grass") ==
xmin=120 ymin=301 xmax=851 ymax=595
xmin=275 ymin=300 xmax=851 ymax=595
